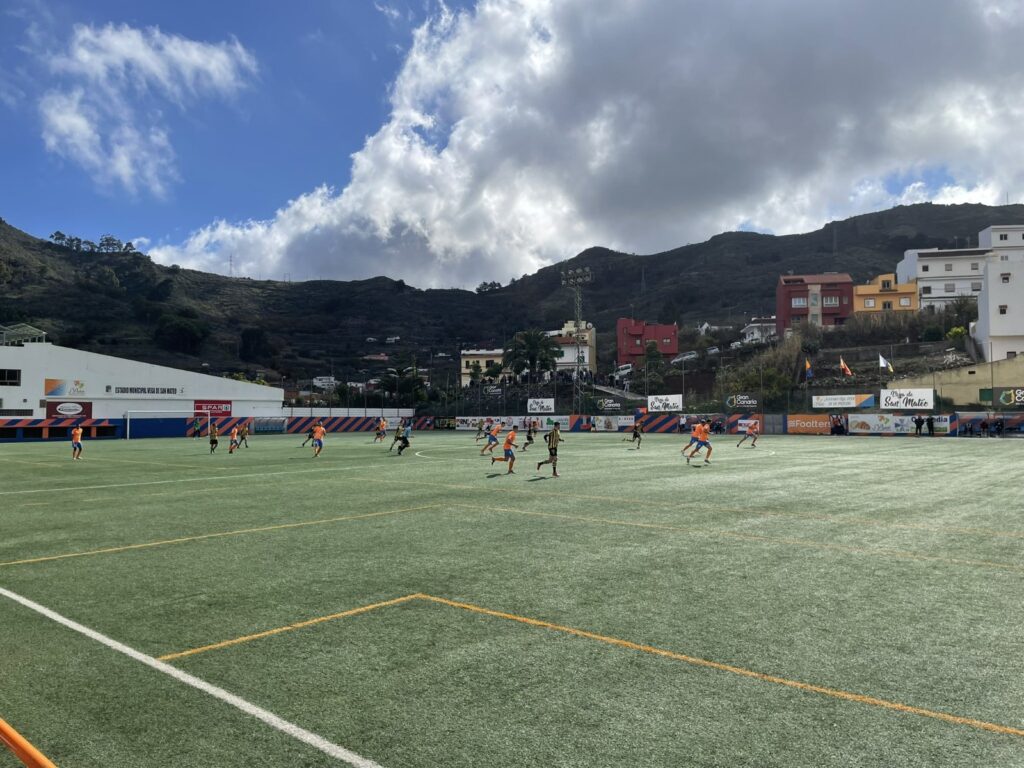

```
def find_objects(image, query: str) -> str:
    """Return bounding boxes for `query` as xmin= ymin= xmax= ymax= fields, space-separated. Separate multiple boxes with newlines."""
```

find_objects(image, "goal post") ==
xmin=123 ymin=410 xmax=211 ymax=441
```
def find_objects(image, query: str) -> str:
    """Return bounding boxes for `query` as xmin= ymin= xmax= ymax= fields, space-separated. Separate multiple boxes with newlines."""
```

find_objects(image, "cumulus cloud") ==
xmin=39 ymin=23 xmax=256 ymax=196
xmin=154 ymin=0 xmax=1024 ymax=287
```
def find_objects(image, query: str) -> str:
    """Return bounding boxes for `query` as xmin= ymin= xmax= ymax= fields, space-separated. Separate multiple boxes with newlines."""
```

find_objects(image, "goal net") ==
xmin=123 ymin=410 xmax=212 ymax=441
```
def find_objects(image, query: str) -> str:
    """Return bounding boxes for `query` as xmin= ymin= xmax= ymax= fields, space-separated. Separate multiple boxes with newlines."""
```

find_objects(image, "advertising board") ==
xmin=880 ymin=389 xmax=934 ymax=410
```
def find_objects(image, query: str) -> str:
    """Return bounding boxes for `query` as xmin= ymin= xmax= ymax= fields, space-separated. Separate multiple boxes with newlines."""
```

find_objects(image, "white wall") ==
xmin=976 ymin=251 xmax=1024 ymax=361
xmin=0 ymin=343 xmax=283 ymax=418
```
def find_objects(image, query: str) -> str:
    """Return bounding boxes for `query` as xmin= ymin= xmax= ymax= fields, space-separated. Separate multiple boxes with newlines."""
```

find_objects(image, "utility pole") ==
xmin=561 ymin=267 xmax=593 ymax=415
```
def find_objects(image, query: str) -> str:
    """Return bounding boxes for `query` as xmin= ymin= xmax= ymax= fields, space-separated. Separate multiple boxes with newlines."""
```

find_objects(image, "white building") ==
xmin=547 ymin=320 xmax=597 ymax=374
xmin=896 ymin=246 xmax=989 ymax=308
xmin=740 ymin=317 xmax=777 ymax=344
xmin=0 ymin=340 xmax=283 ymax=422
xmin=975 ymin=249 xmax=1024 ymax=361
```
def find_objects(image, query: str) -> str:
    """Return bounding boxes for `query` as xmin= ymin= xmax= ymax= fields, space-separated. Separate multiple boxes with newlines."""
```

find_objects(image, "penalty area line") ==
xmin=0 ymin=587 xmax=385 ymax=768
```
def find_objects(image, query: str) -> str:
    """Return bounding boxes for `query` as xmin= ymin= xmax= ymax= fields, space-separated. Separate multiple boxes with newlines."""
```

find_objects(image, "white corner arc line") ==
xmin=0 ymin=587 xmax=384 ymax=768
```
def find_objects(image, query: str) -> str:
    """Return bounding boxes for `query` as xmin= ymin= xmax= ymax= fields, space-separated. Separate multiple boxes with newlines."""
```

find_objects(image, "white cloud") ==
xmin=154 ymin=0 xmax=1024 ymax=287
xmin=39 ymin=23 xmax=256 ymax=196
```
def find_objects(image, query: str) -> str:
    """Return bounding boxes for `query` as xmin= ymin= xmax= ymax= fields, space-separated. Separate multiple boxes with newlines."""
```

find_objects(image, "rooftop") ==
xmin=0 ymin=323 xmax=47 ymax=346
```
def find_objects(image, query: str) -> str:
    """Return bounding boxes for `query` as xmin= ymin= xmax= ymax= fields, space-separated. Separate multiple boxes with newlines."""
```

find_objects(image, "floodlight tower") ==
xmin=560 ymin=266 xmax=593 ymax=415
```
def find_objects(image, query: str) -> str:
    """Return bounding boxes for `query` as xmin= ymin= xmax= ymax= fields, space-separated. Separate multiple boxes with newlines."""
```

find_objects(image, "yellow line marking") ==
xmin=381 ymin=478 xmax=1024 ymax=540
xmin=454 ymin=503 xmax=1024 ymax=574
xmin=158 ymin=594 xmax=425 ymax=661
xmin=417 ymin=594 xmax=1024 ymax=739
xmin=161 ymin=592 xmax=1024 ymax=739
xmin=0 ymin=505 xmax=439 ymax=568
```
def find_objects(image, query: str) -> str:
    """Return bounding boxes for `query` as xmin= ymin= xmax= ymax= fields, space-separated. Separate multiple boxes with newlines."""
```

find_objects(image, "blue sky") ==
xmin=2 ymin=1 xmax=1023 ymax=288
xmin=1 ymin=0 xmax=448 ymax=248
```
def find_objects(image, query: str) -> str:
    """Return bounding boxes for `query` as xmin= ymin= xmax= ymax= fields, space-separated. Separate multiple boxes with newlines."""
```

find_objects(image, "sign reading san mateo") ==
xmin=113 ymin=385 xmax=181 ymax=395
xmin=527 ymin=398 xmax=555 ymax=413
xmin=880 ymin=388 xmax=934 ymax=410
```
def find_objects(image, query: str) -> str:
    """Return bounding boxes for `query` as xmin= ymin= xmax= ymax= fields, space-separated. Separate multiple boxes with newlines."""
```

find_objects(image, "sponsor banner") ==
xmin=194 ymin=400 xmax=232 ymax=416
xmin=455 ymin=416 xmax=504 ymax=430
xmin=527 ymin=398 xmax=555 ymax=414
xmin=848 ymin=414 xmax=914 ymax=435
xmin=724 ymin=393 xmax=759 ymax=410
xmin=483 ymin=385 xmax=502 ymax=398
xmin=595 ymin=398 xmax=622 ymax=411
xmin=993 ymin=387 xmax=1024 ymax=408
xmin=45 ymin=401 xmax=93 ymax=418
xmin=811 ymin=394 xmax=876 ymax=409
xmin=45 ymin=378 xmax=86 ymax=397
xmin=737 ymin=418 xmax=759 ymax=433
xmin=617 ymin=415 xmax=635 ymax=430
xmin=591 ymin=416 xmax=619 ymax=432
xmin=648 ymin=394 xmax=683 ymax=412
xmin=881 ymin=388 xmax=934 ymax=410
xmin=538 ymin=415 xmax=571 ymax=430
xmin=787 ymin=414 xmax=832 ymax=434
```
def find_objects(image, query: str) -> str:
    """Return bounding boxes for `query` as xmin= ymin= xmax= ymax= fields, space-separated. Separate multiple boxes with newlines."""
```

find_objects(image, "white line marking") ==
xmin=0 ymin=463 xmax=388 ymax=496
xmin=0 ymin=587 xmax=385 ymax=768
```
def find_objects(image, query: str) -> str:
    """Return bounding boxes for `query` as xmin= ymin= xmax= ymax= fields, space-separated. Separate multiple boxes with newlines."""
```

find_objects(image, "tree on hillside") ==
xmin=50 ymin=231 xmax=67 ymax=247
xmin=503 ymin=329 xmax=560 ymax=383
xmin=98 ymin=234 xmax=123 ymax=253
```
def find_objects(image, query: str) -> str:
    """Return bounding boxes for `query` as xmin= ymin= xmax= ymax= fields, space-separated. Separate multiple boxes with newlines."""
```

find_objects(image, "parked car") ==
xmin=706 ymin=346 xmax=721 ymax=355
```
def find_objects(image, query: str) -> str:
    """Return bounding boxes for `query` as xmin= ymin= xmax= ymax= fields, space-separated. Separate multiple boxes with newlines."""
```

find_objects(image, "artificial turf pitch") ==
xmin=0 ymin=431 xmax=1022 ymax=768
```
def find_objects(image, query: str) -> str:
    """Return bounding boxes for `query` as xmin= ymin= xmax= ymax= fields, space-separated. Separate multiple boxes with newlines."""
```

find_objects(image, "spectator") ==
xmin=926 ymin=415 xmax=934 ymax=437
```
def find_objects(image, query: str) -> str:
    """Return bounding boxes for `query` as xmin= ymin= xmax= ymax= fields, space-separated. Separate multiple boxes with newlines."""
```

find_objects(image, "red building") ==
xmin=775 ymin=273 xmax=854 ymax=337
xmin=616 ymin=318 xmax=679 ymax=367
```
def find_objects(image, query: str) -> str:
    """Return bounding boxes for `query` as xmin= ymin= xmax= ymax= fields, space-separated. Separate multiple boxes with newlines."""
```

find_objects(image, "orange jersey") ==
xmin=696 ymin=424 xmax=708 ymax=440
xmin=503 ymin=430 xmax=517 ymax=449
xmin=71 ymin=427 xmax=83 ymax=442
xmin=231 ymin=427 xmax=239 ymax=440
xmin=489 ymin=424 xmax=502 ymax=437
xmin=746 ymin=423 xmax=759 ymax=434
xmin=312 ymin=425 xmax=326 ymax=440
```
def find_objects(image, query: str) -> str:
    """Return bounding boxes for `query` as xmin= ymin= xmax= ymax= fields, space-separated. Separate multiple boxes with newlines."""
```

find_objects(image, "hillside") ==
xmin=1 ymin=202 xmax=1022 ymax=383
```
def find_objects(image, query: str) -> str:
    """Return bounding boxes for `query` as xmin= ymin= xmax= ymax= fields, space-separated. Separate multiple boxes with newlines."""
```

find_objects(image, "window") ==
xmin=864 ymin=298 xmax=876 ymax=308
xmin=1002 ymin=273 xmax=1011 ymax=283
xmin=662 ymin=337 xmax=671 ymax=344
xmin=822 ymin=295 xmax=839 ymax=307
xmin=881 ymin=279 xmax=892 ymax=289
xmin=922 ymin=286 xmax=932 ymax=295
xmin=1008 ymin=351 xmax=1018 ymax=359
xmin=1001 ymin=254 xmax=1010 ymax=261
xmin=971 ymin=262 xmax=979 ymax=271
xmin=922 ymin=265 xmax=930 ymax=272
xmin=635 ymin=339 xmax=641 ymax=346
xmin=945 ymin=263 xmax=953 ymax=271
xmin=791 ymin=296 xmax=808 ymax=308
xmin=944 ymin=283 xmax=955 ymax=293
xmin=899 ymin=297 xmax=911 ymax=307
xmin=882 ymin=301 xmax=893 ymax=310
xmin=0 ymin=369 xmax=20 ymax=386
xmin=1000 ymin=233 xmax=1008 ymax=241
xmin=999 ymin=305 xmax=1008 ymax=315
xmin=971 ymin=282 xmax=982 ymax=291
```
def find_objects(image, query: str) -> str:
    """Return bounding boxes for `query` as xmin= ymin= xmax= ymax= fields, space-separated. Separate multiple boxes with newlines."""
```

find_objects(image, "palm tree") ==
xmin=504 ymin=329 xmax=561 ymax=385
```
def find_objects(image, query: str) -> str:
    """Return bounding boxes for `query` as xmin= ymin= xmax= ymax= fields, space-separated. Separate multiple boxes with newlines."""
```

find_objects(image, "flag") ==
xmin=879 ymin=354 xmax=894 ymax=374
xmin=804 ymin=357 xmax=813 ymax=380
xmin=839 ymin=356 xmax=853 ymax=377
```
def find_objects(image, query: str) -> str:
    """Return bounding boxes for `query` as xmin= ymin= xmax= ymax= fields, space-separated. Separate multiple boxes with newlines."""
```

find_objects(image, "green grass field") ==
xmin=1 ymin=430 xmax=1023 ymax=768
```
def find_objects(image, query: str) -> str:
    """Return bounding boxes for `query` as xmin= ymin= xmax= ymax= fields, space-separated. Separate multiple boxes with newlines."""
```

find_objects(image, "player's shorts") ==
xmin=487 ymin=434 xmax=498 ymax=444
xmin=697 ymin=440 xmax=710 ymax=449
xmin=687 ymin=437 xmax=699 ymax=445
xmin=230 ymin=439 xmax=239 ymax=447
xmin=71 ymin=441 xmax=82 ymax=450
xmin=504 ymin=448 xmax=515 ymax=459
xmin=313 ymin=439 xmax=323 ymax=448
xmin=548 ymin=447 xmax=558 ymax=457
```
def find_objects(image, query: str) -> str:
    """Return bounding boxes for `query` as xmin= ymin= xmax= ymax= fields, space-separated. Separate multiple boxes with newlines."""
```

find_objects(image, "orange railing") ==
xmin=0 ymin=717 xmax=57 ymax=768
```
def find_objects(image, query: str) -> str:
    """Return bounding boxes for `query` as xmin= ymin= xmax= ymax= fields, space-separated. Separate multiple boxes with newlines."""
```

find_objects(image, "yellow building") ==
xmin=459 ymin=349 xmax=507 ymax=386
xmin=853 ymin=273 xmax=918 ymax=314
